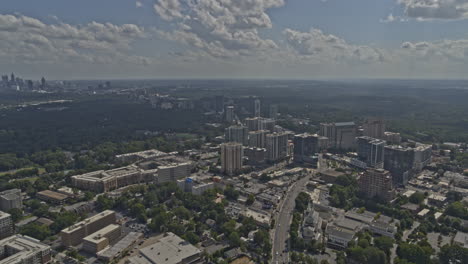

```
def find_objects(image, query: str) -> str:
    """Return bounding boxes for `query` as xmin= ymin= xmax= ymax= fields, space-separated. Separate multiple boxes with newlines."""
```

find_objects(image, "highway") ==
xmin=271 ymin=174 xmax=311 ymax=264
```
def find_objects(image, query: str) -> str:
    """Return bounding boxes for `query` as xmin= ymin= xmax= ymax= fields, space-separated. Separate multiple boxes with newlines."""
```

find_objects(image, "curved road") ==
xmin=271 ymin=174 xmax=311 ymax=264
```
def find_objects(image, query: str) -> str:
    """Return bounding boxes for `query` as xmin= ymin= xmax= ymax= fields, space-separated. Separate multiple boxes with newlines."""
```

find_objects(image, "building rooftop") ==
xmin=327 ymin=226 xmax=355 ymax=240
xmin=0 ymin=235 xmax=50 ymax=264
xmin=320 ymin=169 xmax=345 ymax=178
xmin=115 ymin=149 xmax=168 ymax=160
xmin=61 ymin=210 xmax=115 ymax=234
xmin=83 ymin=224 xmax=120 ymax=244
xmin=0 ymin=210 xmax=11 ymax=220
xmin=454 ymin=231 xmax=468 ymax=248
xmin=97 ymin=232 xmax=143 ymax=259
xmin=345 ymin=210 xmax=375 ymax=224
xmin=132 ymin=232 xmax=201 ymax=264
xmin=335 ymin=122 xmax=355 ymax=127
xmin=37 ymin=190 xmax=69 ymax=201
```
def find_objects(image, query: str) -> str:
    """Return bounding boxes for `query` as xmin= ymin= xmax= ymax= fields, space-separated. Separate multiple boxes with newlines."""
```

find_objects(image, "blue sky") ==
xmin=2 ymin=0 xmax=468 ymax=79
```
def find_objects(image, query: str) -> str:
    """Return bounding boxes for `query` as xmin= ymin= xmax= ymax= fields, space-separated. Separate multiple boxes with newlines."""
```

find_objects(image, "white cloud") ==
xmin=153 ymin=0 xmax=284 ymax=58
xmin=380 ymin=13 xmax=408 ymax=23
xmin=283 ymin=28 xmax=386 ymax=64
xmin=398 ymin=0 xmax=468 ymax=20
xmin=136 ymin=1 xmax=143 ymax=8
xmin=0 ymin=14 xmax=151 ymax=66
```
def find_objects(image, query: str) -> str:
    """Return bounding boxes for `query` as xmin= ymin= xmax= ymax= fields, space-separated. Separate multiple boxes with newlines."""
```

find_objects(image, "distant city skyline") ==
xmin=2 ymin=0 xmax=468 ymax=79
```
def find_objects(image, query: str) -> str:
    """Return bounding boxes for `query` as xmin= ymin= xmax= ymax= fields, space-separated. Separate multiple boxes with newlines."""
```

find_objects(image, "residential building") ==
xmin=319 ymin=122 xmax=356 ymax=150
xmin=269 ymin=104 xmax=278 ymax=119
xmin=225 ymin=125 xmax=248 ymax=145
xmin=0 ymin=235 xmax=51 ymax=264
xmin=156 ymin=163 xmax=191 ymax=184
xmin=356 ymin=136 xmax=386 ymax=168
xmin=254 ymin=99 xmax=261 ymax=117
xmin=115 ymin=149 xmax=168 ymax=163
xmin=428 ymin=194 xmax=447 ymax=207
xmin=384 ymin=145 xmax=415 ymax=186
xmin=454 ymin=231 xmax=468 ymax=248
xmin=319 ymin=169 xmax=345 ymax=183
xmin=266 ymin=132 xmax=289 ymax=162
xmin=60 ymin=210 xmax=116 ymax=247
xmin=0 ymin=189 xmax=22 ymax=211
xmin=358 ymin=168 xmax=394 ymax=202
xmin=177 ymin=178 xmax=215 ymax=196
xmin=248 ymin=130 xmax=268 ymax=148
xmin=384 ymin=144 xmax=432 ymax=186
xmin=384 ymin=132 xmax=402 ymax=144
xmin=0 ymin=211 xmax=14 ymax=239
xmin=225 ymin=105 xmax=235 ymax=123
xmin=82 ymin=224 xmax=122 ymax=254
xmin=413 ymin=144 xmax=432 ymax=171
xmin=71 ymin=165 xmax=156 ymax=192
xmin=244 ymin=147 xmax=266 ymax=165
xmin=127 ymin=232 xmax=202 ymax=264
xmin=245 ymin=117 xmax=275 ymax=132
xmin=221 ymin=142 xmax=243 ymax=176
xmin=293 ymin=133 xmax=323 ymax=164
xmin=363 ymin=118 xmax=386 ymax=139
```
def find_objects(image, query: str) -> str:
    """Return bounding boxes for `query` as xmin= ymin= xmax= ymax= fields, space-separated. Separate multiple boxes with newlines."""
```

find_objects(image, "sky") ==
xmin=2 ymin=0 xmax=468 ymax=80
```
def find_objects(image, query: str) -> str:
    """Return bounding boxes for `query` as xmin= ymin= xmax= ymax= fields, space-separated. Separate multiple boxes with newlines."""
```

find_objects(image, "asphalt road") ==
xmin=390 ymin=221 xmax=420 ymax=263
xmin=271 ymin=174 xmax=311 ymax=264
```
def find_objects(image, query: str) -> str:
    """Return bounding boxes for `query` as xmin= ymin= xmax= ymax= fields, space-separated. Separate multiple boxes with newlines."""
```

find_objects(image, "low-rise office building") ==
xmin=127 ymin=232 xmax=202 ymax=264
xmin=156 ymin=163 xmax=191 ymax=183
xmin=0 ymin=211 xmax=14 ymax=239
xmin=0 ymin=235 xmax=51 ymax=264
xmin=326 ymin=225 xmax=356 ymax=249
xmin=60 ymin=210 xmax=116 ymax=247
xmin=82 ymin=224 xmax=122 ymax=254
xmin=71 ymin=165 xmax=156 ymax=192
xmin=36 ymin=190 xmax=69 ymax=204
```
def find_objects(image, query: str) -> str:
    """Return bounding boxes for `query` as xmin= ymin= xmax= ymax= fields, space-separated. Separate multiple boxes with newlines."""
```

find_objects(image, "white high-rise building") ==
xmin=254 ymin=99 xmax=261 ymax=117
xmin=266 ymin=133 xmax=289 ymax=161
xmin=225 ymin=106 xmax=235 ymax=123
xmin=225 ymin=125 xmax=249 ymax=145
xmin=248 ymin=130 xmax=269 ymax=148
xmin=221 ymin=142 xmax=243 ymax=176
xmin=363 ymin=118 xmax=386 ymax=139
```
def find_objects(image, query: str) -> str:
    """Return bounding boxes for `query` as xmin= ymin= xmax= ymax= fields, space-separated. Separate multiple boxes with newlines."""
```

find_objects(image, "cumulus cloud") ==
xmin=136 ymin=1 xmax=143 ymax=8
xmin=0 ymin=14 xmax=151 ymax=66
xmin=153 ymin=0 xmax=284 ymax=58
xmin=283 ymin=28 xmax=386 ymax=64
xmin=398 ymin=0 xmax=468 ymax=20
xmin=400 ymin=39 xmax=468 ymax=62
xmin=380 ymin=13 xmax=408 ymax=23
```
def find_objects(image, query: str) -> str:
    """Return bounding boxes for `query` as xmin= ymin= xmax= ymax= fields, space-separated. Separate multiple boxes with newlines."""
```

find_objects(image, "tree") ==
xmin=439 ymin=244 xmax=468 ymax=264
xmin=445 ymin=201 xmax=468 ymax=220
xmin=20 ymin=223 xmax=51 ymax=241
xmin=295 ymin=192 xmax=310 ymax=212
xmin=409 ymin=192 xmax=425 ymax=204
xmin=397 ymin=242 xmax=431 ymax=264
xmin=228 ymin=232 xmax=241 ymax=247
xmin=374 ymin=236 xmax=395 ymax=255
xmin=96 ymin=195 xmax=114 ymax=210
xmin=246 ymin=194 xmax=255 ymax=206
xmin=7 ymin=208 xmax=22 ymax=222
xmin=224 ymin=185 xmax=239 ymax=201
